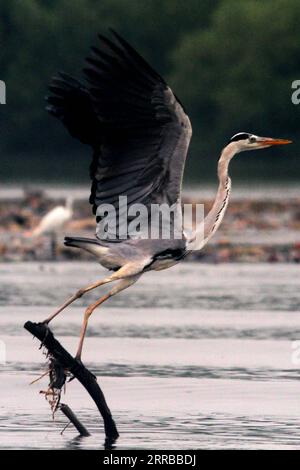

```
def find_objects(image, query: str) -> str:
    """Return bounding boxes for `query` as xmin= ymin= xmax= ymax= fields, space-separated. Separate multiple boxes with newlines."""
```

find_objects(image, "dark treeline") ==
xmin=0 ymin=0 xmax=299 ymax=182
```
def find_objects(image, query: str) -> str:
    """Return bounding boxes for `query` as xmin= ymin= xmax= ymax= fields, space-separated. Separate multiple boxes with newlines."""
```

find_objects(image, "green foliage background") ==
xmin=0 ymin=0 xmax=299 ymax=183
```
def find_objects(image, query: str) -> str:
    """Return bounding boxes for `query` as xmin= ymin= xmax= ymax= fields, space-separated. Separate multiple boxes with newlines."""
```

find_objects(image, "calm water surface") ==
xmin=0 ymin=262 xmax=300 ymax=449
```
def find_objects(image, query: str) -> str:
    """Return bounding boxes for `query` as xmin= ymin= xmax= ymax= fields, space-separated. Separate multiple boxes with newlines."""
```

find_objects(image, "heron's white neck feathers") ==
xmin=187 ymin=144 xmax=235 ymax=251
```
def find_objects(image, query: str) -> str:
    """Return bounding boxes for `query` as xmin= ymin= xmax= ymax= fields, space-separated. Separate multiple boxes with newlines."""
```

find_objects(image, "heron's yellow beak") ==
xmin=259 ymin=137 xmax=292 ymax=146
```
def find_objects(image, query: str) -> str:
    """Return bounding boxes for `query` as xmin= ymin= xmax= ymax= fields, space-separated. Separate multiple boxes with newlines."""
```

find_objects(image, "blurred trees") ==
xmin=0 ymin=0 xmax=299 ymax=182
xmin=171 ymin=0 xmax=300 ymax=180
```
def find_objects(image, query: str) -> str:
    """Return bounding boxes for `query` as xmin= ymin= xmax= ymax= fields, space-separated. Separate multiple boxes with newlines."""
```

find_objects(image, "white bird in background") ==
xmin=29 ymin=197 xmax=73 ymax=258
xmin=31 ymin=197 xmax=73 ymax=237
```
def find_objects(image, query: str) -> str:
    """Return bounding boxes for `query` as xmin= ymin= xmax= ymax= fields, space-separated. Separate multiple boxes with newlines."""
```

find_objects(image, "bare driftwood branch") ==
xmin=24 ymin=321 xmax=119 ymax=443
xmin=59 ymin=403 xmax=90 ymax=437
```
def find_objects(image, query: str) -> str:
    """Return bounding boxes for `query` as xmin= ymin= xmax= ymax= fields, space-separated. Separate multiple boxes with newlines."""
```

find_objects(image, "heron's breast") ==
xmin=148 ymin=247 xmax=186 ymax=271
xmin=150 ymin=258 xmax=179 ymax=271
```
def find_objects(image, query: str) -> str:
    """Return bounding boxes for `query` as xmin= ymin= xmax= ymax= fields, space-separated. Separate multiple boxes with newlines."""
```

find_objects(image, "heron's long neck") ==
xmin=188 ymin=145 xmax=234 ymax=251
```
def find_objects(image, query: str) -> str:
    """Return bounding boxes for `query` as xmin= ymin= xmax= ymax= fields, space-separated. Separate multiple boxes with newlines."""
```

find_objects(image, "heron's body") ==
xmin=64 ymin=235 xmax=186 ymax=272
xmin=44 ymin=30 xmax=291 ymax=359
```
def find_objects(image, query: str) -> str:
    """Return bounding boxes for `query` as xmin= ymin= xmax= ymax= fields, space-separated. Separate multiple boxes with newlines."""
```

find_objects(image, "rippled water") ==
xmin=0 ymin=262 xmax=300 ymax=449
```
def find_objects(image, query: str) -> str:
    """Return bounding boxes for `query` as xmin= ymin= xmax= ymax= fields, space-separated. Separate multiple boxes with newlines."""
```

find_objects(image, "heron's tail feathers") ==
xmin=64 ymin=236 xmax=108 ymax=256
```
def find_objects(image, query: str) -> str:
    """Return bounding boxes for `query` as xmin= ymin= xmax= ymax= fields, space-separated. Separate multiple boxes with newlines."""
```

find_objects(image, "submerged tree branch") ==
xmin=24 ymin=321 xmax=119 ymax=443
xmin=59 ymin=403 xmax=90 ymax=437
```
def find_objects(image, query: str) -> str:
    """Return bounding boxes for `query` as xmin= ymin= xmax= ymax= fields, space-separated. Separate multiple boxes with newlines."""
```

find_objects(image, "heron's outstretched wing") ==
xmin=46 ymin=30 xmax=192 ymax=241
xmin=46 ymin=72 xmax=102 ymax=146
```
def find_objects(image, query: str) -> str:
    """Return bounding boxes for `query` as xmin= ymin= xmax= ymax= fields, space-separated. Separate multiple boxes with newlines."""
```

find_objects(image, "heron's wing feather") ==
xmin=46 ymin=72 xmax=102 ymax=146
xmin=86 ymin=32 xmax=192 ymax=238
xmin=46 ymin=31 xmax=192 ymax=241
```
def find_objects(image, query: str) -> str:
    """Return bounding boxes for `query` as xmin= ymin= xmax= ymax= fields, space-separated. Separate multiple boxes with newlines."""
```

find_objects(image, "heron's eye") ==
xmin=249 ymin=136 xmax=256 ymax=143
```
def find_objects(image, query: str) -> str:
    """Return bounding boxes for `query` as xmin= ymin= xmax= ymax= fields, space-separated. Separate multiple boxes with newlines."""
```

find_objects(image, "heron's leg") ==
xmin=75 ymin=275 xmax=140 ymax=360
xmin=43 ymin=261 xmax=148 ymax=324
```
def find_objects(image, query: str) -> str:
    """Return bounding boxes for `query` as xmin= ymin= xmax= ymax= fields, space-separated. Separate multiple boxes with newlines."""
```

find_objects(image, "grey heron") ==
xmin=44 ymin=30 xmax=291 ymax=360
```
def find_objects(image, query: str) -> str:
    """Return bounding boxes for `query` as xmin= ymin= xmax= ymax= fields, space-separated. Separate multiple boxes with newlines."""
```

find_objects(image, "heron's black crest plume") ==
xmin=229 ymin=132 xmax=251 ymax=143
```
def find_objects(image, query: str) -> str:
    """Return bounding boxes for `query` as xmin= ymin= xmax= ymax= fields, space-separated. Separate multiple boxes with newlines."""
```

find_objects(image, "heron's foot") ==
xmin=73 ymin=355 xmax=97 ymax=380
xmin=74 ymin=354 xmax=83 ymax=365
xmin=41 ymin=312 xmax=58 ymax=325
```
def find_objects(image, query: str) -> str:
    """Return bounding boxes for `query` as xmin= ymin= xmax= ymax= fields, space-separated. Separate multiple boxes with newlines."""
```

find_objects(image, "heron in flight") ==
xmin=44 ymin=30 xmax=291 ymax=360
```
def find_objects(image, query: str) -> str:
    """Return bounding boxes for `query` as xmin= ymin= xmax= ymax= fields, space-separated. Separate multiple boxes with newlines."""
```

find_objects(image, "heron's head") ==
xmin=228 ymin=132 xmax=292 ymax=154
